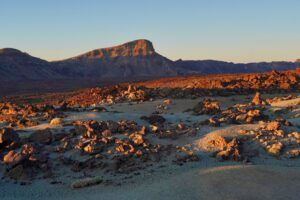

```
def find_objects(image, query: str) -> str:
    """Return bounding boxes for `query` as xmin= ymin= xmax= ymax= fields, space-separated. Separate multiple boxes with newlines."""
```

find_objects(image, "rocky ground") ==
xmin=1 ymin=77 xmax=300 ymax=199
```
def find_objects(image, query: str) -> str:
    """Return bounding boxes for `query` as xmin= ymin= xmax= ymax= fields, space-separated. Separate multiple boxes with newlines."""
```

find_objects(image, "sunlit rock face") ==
xmin=53 ymin=39 xmax=177 ymax=78
xmin=69 ymin=39 xmax=156 ymax=60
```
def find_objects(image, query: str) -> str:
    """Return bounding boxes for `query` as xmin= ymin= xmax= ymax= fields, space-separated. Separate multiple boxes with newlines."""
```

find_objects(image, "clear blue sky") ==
xmin=1 ymin=0 xmax=300 ymax=63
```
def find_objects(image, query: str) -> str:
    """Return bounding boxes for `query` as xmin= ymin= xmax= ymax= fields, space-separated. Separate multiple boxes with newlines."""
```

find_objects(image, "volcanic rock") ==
xmin=3 ymin=150 xmax=25 ymax=166
xmin=50 ymin=118 xmax=62 ymax=125
xmin=129 ymin=133 xmax=144 ymax=145
xmin=141 ymin=114 xmax=166 ymax=125
xmin=83 ymin=143 xmax=104 ymax=155
xmin=29 ymin=129 xmax=52 ymax=144
xmin=286 ymin=148 xmax=300 ymax=158
xmin=215 ymin=138 xmax=243 ymax=161
xmin=266 ymin=142 xmax=284 ymax=156
xmin=192 ymin=99 xmax=221 ymax=115
xmin=266 ymin=121 xmax=281 ymax=131
xmin=251 ymin=92 xmax=266 ymax=105
xmin=0 ymin=128 xmax=20 ymax=150
xmin=71 ymin=176 xmax=102 ymax=189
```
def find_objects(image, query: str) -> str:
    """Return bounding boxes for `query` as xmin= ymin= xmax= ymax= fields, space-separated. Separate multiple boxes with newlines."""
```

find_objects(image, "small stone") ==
xmin=208 ymin=117 xmax=220 ymax=127
xmin=266 ymin=121 xmax=281 ymax=131
xmin=83 ymin=144 xmax=103 ymax=154
xmin=129 ymin=133 xmax=144 ymax=145
xmin=251 ymin=92 xmax=267 ymax=105
xmin=274 ymin=130 xmax=284 ymax=137
xmin=247 ymin=109 xmax=261 ymax=118
xmin=50 ymin=118 xmax=62 ymax=125
xmin=289 ymin=132 xmax=300 ymax=139
xmin=101 ymin=129 xmax=112 ymax=137
xmin=285 ymin=149 xmax=300 ymax=158
xmin=266 ymin=142 xmax=283 ymax=156
xmin=3 ymin=150 xmax=24 ymax=166
xmin=71 ymin=176 xmax=102 ymax=189
xmin=150 ymin=125 xmax=158 ymax=132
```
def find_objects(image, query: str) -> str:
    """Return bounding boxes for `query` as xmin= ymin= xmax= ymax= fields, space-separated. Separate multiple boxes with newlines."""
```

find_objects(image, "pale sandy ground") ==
xmin=1 ymin=164 xmax=300 ymax=200
xmin=1 ymin=93 xmax=300 ymax=200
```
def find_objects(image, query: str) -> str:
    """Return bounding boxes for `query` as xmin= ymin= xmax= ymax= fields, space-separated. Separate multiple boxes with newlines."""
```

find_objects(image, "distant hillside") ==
xmin=0 ymin=39 xmax=299 ymax=81
xmin=0 ymin=48 xmax=61 ymax=80
xmin=174 ymin=60 xmax=298 ymax=74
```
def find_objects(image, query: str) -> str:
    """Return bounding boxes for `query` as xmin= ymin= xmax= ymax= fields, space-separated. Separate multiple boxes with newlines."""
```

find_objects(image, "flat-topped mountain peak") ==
xmin=69 ymin=39 xmax=156 ymax=60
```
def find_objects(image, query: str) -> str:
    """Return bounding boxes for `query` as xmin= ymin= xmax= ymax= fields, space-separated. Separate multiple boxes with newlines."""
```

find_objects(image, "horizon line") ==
xmin=1 ymin=38 xmax=299 ymax=64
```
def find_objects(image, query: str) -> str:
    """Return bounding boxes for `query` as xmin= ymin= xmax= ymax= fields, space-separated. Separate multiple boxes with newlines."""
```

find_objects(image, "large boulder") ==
xmin=3 ymin=150 xmax=28 ymax=180
xmin=29 ymin=128 xmax=52 ymax=144
xmin=3 ymin=144 xmax=49 ymax=180
xmin=0 ymin=128 xmax=20 ymax=150
xmin=251 ymin=91 xmax=267 ymax=105
xmin=3 ymin=150 xmax=25 ymax=166
xmin=192 ymin=99 xmax=221 ymax=115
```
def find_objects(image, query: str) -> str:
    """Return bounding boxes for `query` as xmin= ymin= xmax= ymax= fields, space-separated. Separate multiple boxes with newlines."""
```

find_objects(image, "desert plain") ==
xmin=0 ymin=69 xmax=300 ymax=200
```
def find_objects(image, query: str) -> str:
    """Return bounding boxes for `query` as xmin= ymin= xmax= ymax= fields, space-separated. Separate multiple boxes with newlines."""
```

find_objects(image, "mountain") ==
xmin=0 ymin=48 xmax=62 ymax=80
xmin=0 ymin=39 xmax=299 ymax=81
xmin=68 ymin=39 xmax=156 ymax=59
xmin=174 ymin=60 xmax=299 ymax=74
xmin=52 ymin=39 xmax=178 ymax=78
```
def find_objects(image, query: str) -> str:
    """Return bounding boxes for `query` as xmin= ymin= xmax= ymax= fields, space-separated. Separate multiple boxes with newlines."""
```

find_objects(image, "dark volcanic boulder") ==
xmin=0 ymin=128 xmax=20 ymax=150
xmin=141 ymin=114 xmax=166 ymax=125
xmin=29 ymin=128 xmax=53 ymax=144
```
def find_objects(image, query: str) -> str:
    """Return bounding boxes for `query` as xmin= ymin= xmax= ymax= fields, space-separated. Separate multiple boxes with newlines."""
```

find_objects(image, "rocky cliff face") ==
xmin=69 ymin=39 xmax=155 ymax=60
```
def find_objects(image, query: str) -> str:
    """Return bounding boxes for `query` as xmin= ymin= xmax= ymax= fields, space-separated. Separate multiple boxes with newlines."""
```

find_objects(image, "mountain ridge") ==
xmin=0 ymin=48 xmax=25 ymax=55
xmin=0 ymin=39 xmax=299 ymax=81
xmin=63 ymin=39 xmax=156 ymax=61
